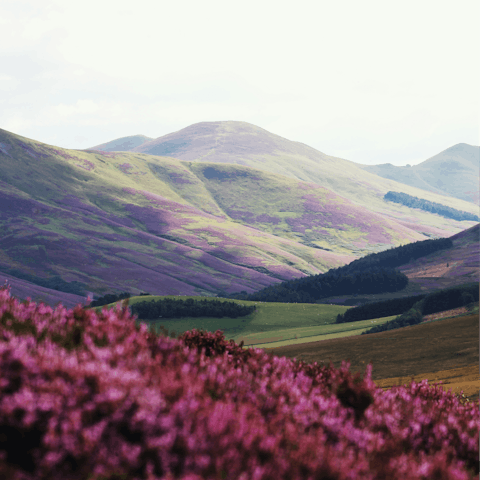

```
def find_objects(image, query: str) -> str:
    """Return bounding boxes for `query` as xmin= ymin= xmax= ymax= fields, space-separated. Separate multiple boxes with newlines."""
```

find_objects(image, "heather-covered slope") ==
xmin=0 ymin=126 xmax=476 ymax=310
xmin=91 ymin=121 xmax=479 ymax=236
xmin=150 ymin=161 xmax=428 ymax=257
xmin=359 ymin=143 xmax=480 ymax=206
xmin=396 ymin=222 xmax=480 ymax=291
xmin=0 ymin=128 xmax=419 ymax=307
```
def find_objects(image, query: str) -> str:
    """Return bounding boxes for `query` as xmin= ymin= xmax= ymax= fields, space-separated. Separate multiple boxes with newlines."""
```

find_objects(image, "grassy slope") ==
xmin=87 ymin=295 xmax=479 ymax=352
xmin=204 ymin=155 xmax=478 ymax=240
xmin=128 ymin=121 xmax=479 ymax=235
xmin=86 ymin=295 xmax=401 ymax=348
xmin=143 ymin=159 xmax=426 ymax=257
xmin=0 ymin=129 xmax=361 ymax=298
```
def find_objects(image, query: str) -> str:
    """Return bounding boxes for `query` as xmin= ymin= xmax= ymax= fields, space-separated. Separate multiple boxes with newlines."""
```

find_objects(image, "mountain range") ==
xmin=90 ymin=121 xmax=480 ymax=207
xmin=0 ymin=121 xmax=478 ymax=310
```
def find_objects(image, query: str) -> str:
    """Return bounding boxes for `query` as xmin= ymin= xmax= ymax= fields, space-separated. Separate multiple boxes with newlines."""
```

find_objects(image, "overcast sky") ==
xmin=1 ymin=0 xmax=478 ymax=166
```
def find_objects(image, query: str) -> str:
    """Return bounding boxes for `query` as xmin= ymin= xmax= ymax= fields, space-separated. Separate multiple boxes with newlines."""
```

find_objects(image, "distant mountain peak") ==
xmin=88 ymin=134 xmax=154 ymax=152
xmin=85 ymin=121 xmax=479 ymax=208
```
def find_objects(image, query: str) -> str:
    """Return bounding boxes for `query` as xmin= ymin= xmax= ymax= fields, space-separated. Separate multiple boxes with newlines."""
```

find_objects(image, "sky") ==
xmin=1 ymin=0 xmax=479 ymax=167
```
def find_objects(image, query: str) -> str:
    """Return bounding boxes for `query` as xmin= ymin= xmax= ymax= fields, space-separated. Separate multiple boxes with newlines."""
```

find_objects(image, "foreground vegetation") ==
xmin=0 ymin=285 xmax=478 ymax=479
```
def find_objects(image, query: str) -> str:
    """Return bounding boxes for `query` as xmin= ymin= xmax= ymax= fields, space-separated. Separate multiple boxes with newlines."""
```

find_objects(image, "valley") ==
xmin=2 ymin=121 xmax=478 ymax=410
xmin=87 ymin=294 xmax=479 ymax=406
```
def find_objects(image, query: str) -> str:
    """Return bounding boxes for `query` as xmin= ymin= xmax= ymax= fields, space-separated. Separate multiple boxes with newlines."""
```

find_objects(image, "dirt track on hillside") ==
xmin=265 ymin=313 xmax=479 ymax=405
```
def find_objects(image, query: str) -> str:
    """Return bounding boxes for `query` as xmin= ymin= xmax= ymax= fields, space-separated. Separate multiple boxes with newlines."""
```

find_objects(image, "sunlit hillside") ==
xmin=0 ymin=125 xmax=477 ymax=310
xmin=90 ymin=121 xmax=479 ymax=236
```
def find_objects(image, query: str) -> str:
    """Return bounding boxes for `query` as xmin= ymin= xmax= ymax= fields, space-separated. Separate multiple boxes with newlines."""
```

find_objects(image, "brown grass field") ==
xmin=264 ymin=312 xmax=479 ymax=406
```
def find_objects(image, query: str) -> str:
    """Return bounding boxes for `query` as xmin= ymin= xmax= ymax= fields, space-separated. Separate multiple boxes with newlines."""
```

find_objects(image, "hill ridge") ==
xmin=86 ymin=121 xmax=479 ymax=210
xmin=0 ymin=126 xmax=477 ymax=310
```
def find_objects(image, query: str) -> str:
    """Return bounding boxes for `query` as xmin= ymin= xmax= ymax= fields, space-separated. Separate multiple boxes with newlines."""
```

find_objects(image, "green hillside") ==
xmin=86 ymin=294 xmax=479 ymax=352
xmin=86 ymin=295 xmax=396 ymax=348
xmin=125 ymin=121 xmax=479 ymax=229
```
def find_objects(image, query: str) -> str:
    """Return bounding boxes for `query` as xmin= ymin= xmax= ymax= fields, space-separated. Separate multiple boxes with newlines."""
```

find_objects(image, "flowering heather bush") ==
xmin=0 ymin=284 xmax=478 ymax=480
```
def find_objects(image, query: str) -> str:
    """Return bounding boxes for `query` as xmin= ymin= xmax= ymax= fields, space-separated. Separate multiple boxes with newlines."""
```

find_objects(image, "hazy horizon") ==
xmin=1 ymin=0 xmax=478 ymax=167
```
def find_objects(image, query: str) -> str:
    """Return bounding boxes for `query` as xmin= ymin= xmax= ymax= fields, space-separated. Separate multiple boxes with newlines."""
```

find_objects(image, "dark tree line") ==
xmin=361 ymin=282 xmax=478 ymax=335
xmin=227 ymin=267 xmax=409 ymax=303
xmin=384 ymin=191 xmax=479 ymax=222
xmin=343 ymin=236 xmax=453 ymax=272
xmin=420 ymin=284 xmax=479 ymax=315
xmin=335 ymin=293 xmax=428 ymax=324
xmin=225 ymin=233 xmax=454 ymax=303
xmin=129 ymin=297 xmax=256 ymax=320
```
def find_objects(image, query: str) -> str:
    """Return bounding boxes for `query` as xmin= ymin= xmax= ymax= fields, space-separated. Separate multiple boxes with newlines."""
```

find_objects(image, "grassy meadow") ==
xmin=85 ymin=295 xmax=400 ymax=349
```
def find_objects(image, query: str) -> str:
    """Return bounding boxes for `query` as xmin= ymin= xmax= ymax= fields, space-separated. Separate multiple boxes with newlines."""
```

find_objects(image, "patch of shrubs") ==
xmin=420 ymin=283 xmax=478 ymax=315
xmin=385 ymin=191 xmax=480 ymax=222
xmin=129 ymin=297 xmax=256 ymax=319
xmin=362 ymin=306 xmax=424 ymax=334
xmin=361 ymin=282 xmax=479 ymax=335
xmin=335 ymin=293 xmax=428 ymax=324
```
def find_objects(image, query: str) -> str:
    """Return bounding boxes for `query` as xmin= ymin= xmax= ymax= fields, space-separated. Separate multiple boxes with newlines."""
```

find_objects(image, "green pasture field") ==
xmin=85 ymin=295 xmax=399 ymax=350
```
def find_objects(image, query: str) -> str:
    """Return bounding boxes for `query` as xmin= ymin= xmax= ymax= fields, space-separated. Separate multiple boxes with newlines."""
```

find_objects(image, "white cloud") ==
xmin=51 ymin=99 xmax=100 ymax=118
xmin=3 ymin=115 xmax=33 ymax=133
xmin=0 ymin=73 xmax=15 ymax=92
xmin=0 ymin=0 xmax=478 ymax=165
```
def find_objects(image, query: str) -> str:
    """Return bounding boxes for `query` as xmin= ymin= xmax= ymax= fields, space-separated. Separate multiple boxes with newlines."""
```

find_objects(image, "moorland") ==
xmin=0 ymin=121 xmax=478 ymax=312
xmin=1 ymin=121 xmax=478 ymax=405
xmin=85 ymin=288 xmax=479 ymax=405
xmin=0 ymin=121 xmax=478 ymax=478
